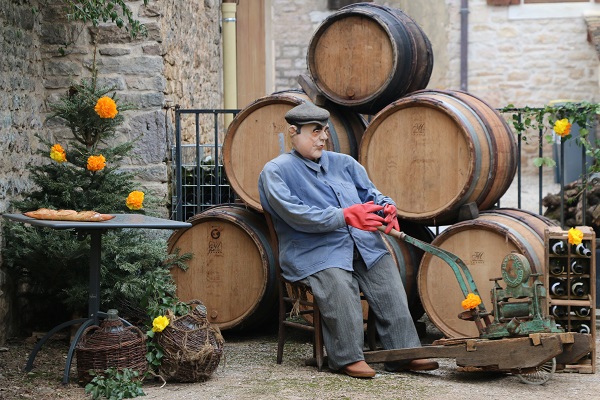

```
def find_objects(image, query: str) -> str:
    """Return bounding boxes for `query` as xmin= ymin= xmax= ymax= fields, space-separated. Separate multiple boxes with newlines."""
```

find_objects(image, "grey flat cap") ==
xmin=285 ymin=102 xmax=330 ymax=126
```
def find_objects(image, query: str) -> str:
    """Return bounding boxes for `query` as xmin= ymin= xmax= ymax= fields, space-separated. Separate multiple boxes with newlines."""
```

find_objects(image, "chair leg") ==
xmin=277 ymin=328 xmax=286 ymax=365
xmin=277 ymin=292 xmax=287 ymax=364
xmin=366 ymin=306 xmax=377 ymax=351
xmin=313 ymin=305 xmax=324 ymax=371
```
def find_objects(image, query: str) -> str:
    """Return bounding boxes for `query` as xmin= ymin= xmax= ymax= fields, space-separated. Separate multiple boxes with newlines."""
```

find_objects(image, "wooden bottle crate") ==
xmin=545 ymin=226 xmax=596 ymax=373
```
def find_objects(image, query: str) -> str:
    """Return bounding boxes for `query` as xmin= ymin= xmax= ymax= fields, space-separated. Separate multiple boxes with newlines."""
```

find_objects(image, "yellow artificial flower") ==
xmin=461 ymin=293 xmax=482 ymax=310
xmin=94 ymin=96 xmax=118 ymax=119
xmin=152 ymin=315 xmax=169 ymax=333
xmin=87 ymin=154 xmax=106 ymax=172
xmin=126 ymin=190 xmax=145 ymax=210
xmin=568 ymin=227 xmax=583 ymax=245
xmin=553 ymin=118 xmax=572 ymax=137
xmin=50 ymin=144 xmax=67 ymax=163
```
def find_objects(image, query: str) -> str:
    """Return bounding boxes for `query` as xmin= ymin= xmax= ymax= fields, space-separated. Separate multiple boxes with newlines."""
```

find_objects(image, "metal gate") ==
xmin=171 ymin=107 xmax=592 ymax=226
xmin=171 ymin=108 xmax=239 ymax=222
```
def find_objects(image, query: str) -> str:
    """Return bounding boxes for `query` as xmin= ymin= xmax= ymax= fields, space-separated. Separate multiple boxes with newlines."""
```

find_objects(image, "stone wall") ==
xmin=0 ymin=1 xmax=44 ymax=213
xmin=271 ymin=0 xmax=330 ymax=91
xmin=452 ymin=0 xmax=599 ymax=178
xmin=0 ymin=0 xmax=222 ymax=343
xmin=0 ymin=0 xmax=46 ymax=345
xmin=273 ymin=0 xmax=600 ymax=106
xmin=159 ymin=0 xmax=222 ymax=145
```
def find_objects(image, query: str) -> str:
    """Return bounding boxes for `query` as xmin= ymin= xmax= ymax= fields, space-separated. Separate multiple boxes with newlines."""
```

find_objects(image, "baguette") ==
xmin=24 ymin=208 xmax=115 ymax=222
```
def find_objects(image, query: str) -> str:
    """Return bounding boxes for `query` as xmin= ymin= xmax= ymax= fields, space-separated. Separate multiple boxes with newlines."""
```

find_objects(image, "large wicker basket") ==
xmin=157 ymin=300 xmax=224 ymax=382
xmin=75 ymin=309 xmax=148 ymax=384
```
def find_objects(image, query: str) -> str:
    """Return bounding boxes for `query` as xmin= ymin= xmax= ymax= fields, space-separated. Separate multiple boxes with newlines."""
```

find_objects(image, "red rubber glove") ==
xmin=383 ymin=204 xmax=400 ymax=234
xmin=343 ymin=201 xmax=385 ymax=231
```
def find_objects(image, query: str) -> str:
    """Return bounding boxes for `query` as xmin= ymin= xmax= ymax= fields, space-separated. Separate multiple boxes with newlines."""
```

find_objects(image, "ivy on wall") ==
xmin=501 ymin=102 xmax=600 ymax=175
xmin=34 ymin=0 xmax=152 ymax=38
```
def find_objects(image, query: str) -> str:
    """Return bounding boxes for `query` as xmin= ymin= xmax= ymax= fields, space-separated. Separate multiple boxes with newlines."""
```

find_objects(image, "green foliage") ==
xmin=14 ymin=137 xmax=136 ymax=213
xmin=3 ymin=70 xmax=191 ymax=322
xmin=84 ymin=368 xmax=145 ymax=400
xmin=3 ymin=217 xmax=190 ymax=315
xmin=63 ymin=0 xmax=152 ymax=38
xmin=101 ymin=240 xmax=192 ymax=322
xmin=533 ymin=156 xmax=556 ymax=168
xmin=2 ymin=224 xmax=89 ymax=305
xmin=141 ymin=264 xmax=192 ymax=372
xmin=47 ymin=76 xmax=133 ymax=149
xmin=501 ymin=102 xmax=600 ymax=175
xmin=142 ymin=274 xmax=193 ymax=372
xmin=144 ymin=330 xmax=164 ymax=371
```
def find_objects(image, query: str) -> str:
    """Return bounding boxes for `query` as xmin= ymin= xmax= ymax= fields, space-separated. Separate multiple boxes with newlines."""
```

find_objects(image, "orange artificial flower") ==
xmin=568 ymin=227 xmax=583 ymax=246
xmin=553 ymin=118 xmax=572 ymax=137
xmin=461 ymin=293 xmax=482 ymax=310
xmin=50 ymin=144 xmax=67 ymax=163
xmin=94 ymin=96 xmax=118 ymax=119
xmin=126 ymin=191 xmax=145 ymax=210
xmin=87 ymin=155 xmax=106 ymax=172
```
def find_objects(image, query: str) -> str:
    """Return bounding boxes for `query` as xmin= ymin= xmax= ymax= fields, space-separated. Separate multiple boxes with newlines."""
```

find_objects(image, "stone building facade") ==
xmin=273 ymin=0 xmax=600 ymax=107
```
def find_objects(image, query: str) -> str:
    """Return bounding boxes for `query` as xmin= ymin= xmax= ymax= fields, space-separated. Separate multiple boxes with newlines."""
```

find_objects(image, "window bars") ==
xmin=171 ymin=108 xmax=239 ymax=222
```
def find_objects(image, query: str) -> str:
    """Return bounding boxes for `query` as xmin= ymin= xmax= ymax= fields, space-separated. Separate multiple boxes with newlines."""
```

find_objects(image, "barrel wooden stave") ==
xmin=223 ymin=91 xmax=365 ymax=212
xmin=365 ymin=3 xmax=433 ymax=95
xmin=424 ymin=90 xmax=518 ymax=210
xmin=359 ymin=89 xmax=517 ymax=225
xmin=307 ymin=4 xmax=432 ymax=114
xmin=417 ymin=209 xmax=554 ymax=338
xmin=167 ymin=205 xmax=277 ymax=331
xmin=381 ymin=221 xmax=435 ymax=321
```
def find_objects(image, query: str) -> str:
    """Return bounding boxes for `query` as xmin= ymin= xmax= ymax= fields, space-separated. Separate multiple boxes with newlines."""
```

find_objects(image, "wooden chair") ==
xmin=263 ymin=211 xmax=376 ymax=371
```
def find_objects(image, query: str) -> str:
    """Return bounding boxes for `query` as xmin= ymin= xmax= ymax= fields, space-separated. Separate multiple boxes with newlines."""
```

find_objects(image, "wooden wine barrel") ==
xmin=307 ymin=3 xmax=433 ymax=114
xmin=167 ymin=204 xmax=277 ymax=331
xmin=359 ymin=89 xmax=518 ymax=225
xmin=418 ymin=208 xmax=557 ymax=338
xmin=223 ymin=90 xmax=366 ymax=212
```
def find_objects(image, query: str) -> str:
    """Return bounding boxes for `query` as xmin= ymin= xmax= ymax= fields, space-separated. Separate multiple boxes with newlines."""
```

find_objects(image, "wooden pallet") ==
xmin=360 ymin=332 xmax=592 ymax=373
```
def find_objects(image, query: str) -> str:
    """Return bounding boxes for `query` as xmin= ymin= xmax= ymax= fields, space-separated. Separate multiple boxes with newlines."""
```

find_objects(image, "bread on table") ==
xmin=24 ymin=208 xmax=115 ymax=222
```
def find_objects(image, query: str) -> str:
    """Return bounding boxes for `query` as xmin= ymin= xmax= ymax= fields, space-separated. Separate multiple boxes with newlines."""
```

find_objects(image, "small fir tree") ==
xmin=3 ymin=71 xmax=188 ymax=330
xmin=16 ymin=75 xmax=137 ymax=213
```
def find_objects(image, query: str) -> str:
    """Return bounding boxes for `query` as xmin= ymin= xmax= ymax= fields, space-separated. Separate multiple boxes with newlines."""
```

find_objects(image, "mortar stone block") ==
xmin=126 ymin=111 xmax=167 ymax=165
xmin=93 ymin=56 xmax=164 ymax=75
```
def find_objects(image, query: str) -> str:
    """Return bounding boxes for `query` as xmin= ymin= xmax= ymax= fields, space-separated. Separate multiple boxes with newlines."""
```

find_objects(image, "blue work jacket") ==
xmin=258 ymin=149 xmax=394 ymax=282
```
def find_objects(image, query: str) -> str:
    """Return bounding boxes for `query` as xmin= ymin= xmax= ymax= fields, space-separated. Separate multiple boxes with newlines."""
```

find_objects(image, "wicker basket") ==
xmin=157 ymin=300 xmax=224 ymax=382
xmin=75 ymin=309 xmax=148 ymax=384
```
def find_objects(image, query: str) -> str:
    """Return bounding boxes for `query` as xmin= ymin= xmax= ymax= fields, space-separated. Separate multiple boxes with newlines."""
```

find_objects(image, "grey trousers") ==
xmin=301 ymin=254 xmax=421 ymax=370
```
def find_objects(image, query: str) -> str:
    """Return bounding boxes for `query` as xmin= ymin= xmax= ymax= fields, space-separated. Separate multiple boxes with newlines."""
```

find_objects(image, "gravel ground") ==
xmin=2 ymin=318 xmax=598 ymax=400
xmin=139 ymin=321 xmax=600 ymax=400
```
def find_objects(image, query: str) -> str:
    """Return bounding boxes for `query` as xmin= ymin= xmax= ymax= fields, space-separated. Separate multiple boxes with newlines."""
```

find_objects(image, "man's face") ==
xmin=289 ymin=123 xmax=329 ymax=161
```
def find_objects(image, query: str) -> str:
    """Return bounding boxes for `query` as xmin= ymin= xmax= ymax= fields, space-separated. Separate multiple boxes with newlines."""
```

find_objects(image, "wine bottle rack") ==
xmin=545 ymin=226 xmax=596 ymax=374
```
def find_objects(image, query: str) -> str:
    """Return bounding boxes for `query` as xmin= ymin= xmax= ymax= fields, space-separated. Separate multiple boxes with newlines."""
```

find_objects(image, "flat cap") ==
xmin=285 ymin=102 xmax=330 ymax=126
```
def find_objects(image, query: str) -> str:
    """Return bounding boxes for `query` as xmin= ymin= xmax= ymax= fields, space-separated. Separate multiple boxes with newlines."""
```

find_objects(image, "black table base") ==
xmin=2 ymin=213 xmax=191 ymax=384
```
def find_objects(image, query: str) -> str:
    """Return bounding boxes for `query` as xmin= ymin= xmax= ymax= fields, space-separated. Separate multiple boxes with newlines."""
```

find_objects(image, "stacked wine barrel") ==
xmin=168 ymin=3 xmax=552 ymax=338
